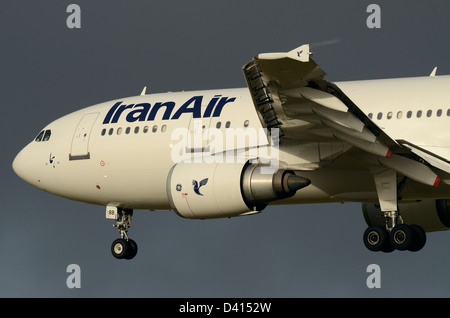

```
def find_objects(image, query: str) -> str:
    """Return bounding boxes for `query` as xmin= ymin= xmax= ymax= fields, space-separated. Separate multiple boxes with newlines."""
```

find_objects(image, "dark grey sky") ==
xmin=1 ymin=0 xmax=450 ymax=297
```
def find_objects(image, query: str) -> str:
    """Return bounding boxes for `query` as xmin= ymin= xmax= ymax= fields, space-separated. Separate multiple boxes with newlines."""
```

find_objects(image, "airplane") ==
xmin=13 ymin=44 xmax=450 ymax=259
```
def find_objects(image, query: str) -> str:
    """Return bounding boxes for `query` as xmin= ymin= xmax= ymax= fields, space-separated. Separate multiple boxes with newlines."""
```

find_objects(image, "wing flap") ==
xmin=298 ymin=87 xmax=348 ymax=112
xmin=378 ymin=155 xmax=440 ymax=187
xmin=312 ymin=105 xmax=364 ymax=132
xmin=242 ymin=44 xmax=446 ymax=187
xmin=400 ymin=142 xmax=450 ymax=175
xmin=242 ymin=44 xmax=394 ymax=158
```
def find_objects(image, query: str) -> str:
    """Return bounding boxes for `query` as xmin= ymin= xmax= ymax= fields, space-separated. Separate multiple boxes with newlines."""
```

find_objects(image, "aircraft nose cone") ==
xmin=12 ymin=145 xmax=39 ymax=186
xmin=12 ymin=148 xmax=25 ymax=180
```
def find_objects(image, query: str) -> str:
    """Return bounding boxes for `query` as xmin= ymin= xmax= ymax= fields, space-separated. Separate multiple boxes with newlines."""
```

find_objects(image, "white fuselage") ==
xmin=338 ymin=76 xmax=450 ymax=159
xmin=13 ymin=76 xmax=450 ymax=211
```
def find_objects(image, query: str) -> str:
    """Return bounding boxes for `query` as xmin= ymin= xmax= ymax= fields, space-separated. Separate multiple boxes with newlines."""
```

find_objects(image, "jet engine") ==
xmin=362 ymin=199 xmax=450 ymax=232
xmin=167 ymin=161 xmax=310 ymax=219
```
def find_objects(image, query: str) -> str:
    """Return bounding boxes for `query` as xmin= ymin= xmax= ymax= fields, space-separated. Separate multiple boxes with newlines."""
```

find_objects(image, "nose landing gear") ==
xmin=110 ymin=208 xmax=138 ymax=260
xmin=111 ymin=238 xmax=138 ymax=260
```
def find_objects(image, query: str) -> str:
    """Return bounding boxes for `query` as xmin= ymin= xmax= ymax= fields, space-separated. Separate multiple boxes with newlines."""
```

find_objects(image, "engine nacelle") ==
xmin=362 ymin=199 xmax=450 ymax=232
xmin=167 ymin=161 xmax=310 ymax=219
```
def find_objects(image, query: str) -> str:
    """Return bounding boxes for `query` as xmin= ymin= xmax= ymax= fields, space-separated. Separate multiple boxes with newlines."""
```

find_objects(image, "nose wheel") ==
xmin=110 ymin=208 xmax=138 ymax=260
xmin=111 ymin=238 xmax=138 ymax=259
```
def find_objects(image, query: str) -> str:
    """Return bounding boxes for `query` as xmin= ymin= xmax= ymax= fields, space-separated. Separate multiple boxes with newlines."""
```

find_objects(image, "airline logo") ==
xmin=102 ymin=95 xmax=236 ymax=124
xmin=192 ymin=178 xmax=208 ymax=196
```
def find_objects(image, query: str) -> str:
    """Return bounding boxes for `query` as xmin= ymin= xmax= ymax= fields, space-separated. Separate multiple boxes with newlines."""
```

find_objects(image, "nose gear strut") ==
xmin=110 ymin=208 xmax=138 ymax=260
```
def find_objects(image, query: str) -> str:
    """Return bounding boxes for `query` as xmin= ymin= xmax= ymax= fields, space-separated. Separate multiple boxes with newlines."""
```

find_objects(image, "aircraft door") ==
xmin=187 ymin=117 xmax=212 ymax=153
xmin=69 ymin=112 xmax=99 ymax=160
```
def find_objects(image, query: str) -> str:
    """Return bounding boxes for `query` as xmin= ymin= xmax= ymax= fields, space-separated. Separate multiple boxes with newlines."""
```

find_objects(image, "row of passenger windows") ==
xmin=368 ymin=108 xmax=450 ymax=120
xmin=100 ymin=120 xmax=250 ymax=136
xmin=35 ymin=130 xmax=52 ymax=142
xmin=101 ymin=125 xmax=167 ymax=136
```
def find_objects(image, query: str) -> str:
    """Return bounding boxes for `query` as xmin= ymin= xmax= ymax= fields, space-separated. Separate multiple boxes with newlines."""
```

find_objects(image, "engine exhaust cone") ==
xmin=286 ymin=175 xmax=311 ymax=192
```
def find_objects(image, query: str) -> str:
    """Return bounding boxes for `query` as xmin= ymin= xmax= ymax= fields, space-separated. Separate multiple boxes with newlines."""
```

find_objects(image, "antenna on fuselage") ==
xmin=140 ymin=86 xmax=147 ymax=95
xmin=429 ymin=67 xmax=437 ymax=77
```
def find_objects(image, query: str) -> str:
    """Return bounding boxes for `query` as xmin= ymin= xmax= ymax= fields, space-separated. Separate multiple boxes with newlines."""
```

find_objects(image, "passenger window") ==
xmin=43 ymin=130 xmax=52 ymax=141
xmin=387 ymin=112 xmax=393 ymax=119
xmin=397 ymin=111 xmax=403 ymax=119
xmin=143 ymin=126 xmax=149 ymax=133
xmin=152 ymin=125 xmax=158 ymax=133
xmin=134 ymin=126 xmax=139 ymax=134
xmin=377 ymin=112 xmax=383 ymax=120
xmin=35 ymin=130 xmax=45 ymax=142
xmin=117 ymin=127 xmax=122 ymax=135
xmin=447 ymin=109 xmax=450 ymax=116
xmin=101 ymin=129 xmax=106 ymax=136
xmin=225 ymin=121 xmax=231 ymax=128
xmin=368 ymin=113 xmax=373 ymax=119
xmin=407 ymin=111 xmax=412 ymax=118
xmin=125 ymin=127 xmax=130 ymax=134
xmin=427 ymin=110 xmax=432 ymax=117
xmin=244 ymin=120 xmax=249 ymax=127
xmin=417 ymin=110 xmax=422 ymax=118
xmin=216 ymin=122 xmax=221 ymax=129
xmin=161 ymin=125 xmax=167 ymax=132
xmin=108 ymin=128 xmax=113 ymax=136
xmin=437 ymin=109 xmax=443 ymax=117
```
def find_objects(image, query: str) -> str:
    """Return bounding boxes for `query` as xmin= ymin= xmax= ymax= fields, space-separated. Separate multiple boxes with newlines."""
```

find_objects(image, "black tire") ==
xmin=111 ymin=238 xmax=130 ymax=259
xmin=381 ymin=242 xmax=395 ymax=253
xmin=408 ymin=224 xmax=426 ymax=252
xmin=389 ymin=224 xmax=414 ymax=251
xmin=124 ymin=239 xmax=138 ymax=260
xmin=363 ymin=226 xmax=389 ymax=252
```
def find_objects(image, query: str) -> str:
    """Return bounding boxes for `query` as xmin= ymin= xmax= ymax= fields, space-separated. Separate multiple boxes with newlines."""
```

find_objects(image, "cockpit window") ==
xmin=35 ymin=129 xmax=51 ymax=142
xmin=43 ymin=130 xmax=51 ymax=141
xmin=35 ymin=130 xmax=45 ymax=142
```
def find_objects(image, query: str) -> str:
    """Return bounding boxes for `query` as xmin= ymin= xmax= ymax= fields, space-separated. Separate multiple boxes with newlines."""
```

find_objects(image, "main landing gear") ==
xmin=110 ymin=208 xmax=138 ymax=260
xmin=363 ymin=168 xmax=426 ymax=253
xmin=363 ymin=212 xmax=427 ymax=252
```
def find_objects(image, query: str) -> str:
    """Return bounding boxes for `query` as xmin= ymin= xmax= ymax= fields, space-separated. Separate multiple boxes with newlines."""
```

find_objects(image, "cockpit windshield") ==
xmin=35 ymin=129 xmax=51 ymax=142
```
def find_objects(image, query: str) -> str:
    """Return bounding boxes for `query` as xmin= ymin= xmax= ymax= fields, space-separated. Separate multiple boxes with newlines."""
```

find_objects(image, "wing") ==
xmin=199 ymin=178 xmax=209 ymax=187
xmin=242 ymin=44 xmax=446 ymax=187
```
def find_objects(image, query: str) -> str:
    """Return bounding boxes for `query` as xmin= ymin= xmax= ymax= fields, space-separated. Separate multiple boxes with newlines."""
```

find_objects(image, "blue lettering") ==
xmin=103 ymin=101 xmax=122 ymax=124
xmin=203 ymin=95 xmax=221 ymax=118
xmin=111 ymin=104 xmax=134 ymax=123
xmin=171 ymin=96 xmax=202 ymax=120
xmin=147 ymin=101 xmax=175 ymax=121
xmin=102 ymin=95 xmax=236 ymax=124
xmin=126 ymin=103 xmax=151 ymax=122
xmin=213 ymin=97 xmax=236 ymax=117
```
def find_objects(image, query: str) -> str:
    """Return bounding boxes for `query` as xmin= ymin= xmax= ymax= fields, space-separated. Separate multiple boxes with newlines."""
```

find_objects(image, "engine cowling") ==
xmin=167 ymin=161 xmax=310 ymax=219
xmin=362 ymin=199 xmax=450 ymax=232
